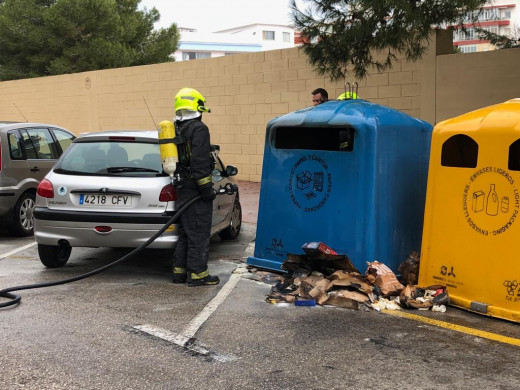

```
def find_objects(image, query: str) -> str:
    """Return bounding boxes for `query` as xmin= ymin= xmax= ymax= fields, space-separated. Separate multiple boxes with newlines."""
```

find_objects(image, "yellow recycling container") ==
xmin=419 ymin=99 xmax=520 ymax=322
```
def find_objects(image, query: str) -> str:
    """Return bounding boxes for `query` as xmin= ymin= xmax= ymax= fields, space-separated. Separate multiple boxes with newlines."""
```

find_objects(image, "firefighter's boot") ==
xmin=172 ymin=267 xmax=187 ymax=284
xmin=187 ymin=270 xmax=220 ymax=287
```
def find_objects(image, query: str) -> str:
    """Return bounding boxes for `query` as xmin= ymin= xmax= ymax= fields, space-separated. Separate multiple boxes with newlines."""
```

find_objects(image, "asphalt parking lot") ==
xmin=1 ymin=182 xmax=520 ymax=389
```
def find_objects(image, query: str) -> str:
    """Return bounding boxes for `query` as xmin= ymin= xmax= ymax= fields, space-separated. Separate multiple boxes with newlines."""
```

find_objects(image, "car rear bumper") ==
xmin=34 ymin=207 xmax=179 ymax=249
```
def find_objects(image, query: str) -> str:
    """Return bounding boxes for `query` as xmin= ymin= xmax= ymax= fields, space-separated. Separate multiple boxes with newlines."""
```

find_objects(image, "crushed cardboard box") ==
xmin=260 ymin=243 xmax=448 ymax=313
xmin=365 ymin=261 xmax=405 ymax=297
xmin=242 ymin=269 xmax=283 ymax=284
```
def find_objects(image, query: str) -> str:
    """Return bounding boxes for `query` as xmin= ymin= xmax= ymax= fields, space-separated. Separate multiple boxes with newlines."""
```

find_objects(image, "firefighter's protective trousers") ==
xmin=173 ymin=180 xmax=212 ymax=274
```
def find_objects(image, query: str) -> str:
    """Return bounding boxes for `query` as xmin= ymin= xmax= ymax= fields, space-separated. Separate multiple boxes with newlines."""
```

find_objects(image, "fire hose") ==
xmin=0 ymin=183 xmax=237 ymax=309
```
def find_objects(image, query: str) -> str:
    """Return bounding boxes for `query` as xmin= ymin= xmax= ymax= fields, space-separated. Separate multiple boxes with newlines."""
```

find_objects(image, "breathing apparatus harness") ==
xmin=0 ymin=118 xmax=236 ymax=309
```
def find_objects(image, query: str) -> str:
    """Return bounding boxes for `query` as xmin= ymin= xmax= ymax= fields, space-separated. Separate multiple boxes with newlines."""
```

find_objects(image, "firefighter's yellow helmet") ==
xmin=174 ymin=88 xmax=211 ymax=113
xmin=337 ymin=91 xmax=358 ymax=100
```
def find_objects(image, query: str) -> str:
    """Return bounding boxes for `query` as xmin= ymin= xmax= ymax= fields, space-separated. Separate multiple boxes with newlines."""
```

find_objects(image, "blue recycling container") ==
xmin=247 ymin=99 xmax=433 ymax=273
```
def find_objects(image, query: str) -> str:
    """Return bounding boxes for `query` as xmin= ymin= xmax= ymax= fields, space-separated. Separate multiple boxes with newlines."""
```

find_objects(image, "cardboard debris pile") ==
xmin=265 ymin=242 xmax=448 ymax=312
xmin=397 ymin=251 xmax=420 ymax=286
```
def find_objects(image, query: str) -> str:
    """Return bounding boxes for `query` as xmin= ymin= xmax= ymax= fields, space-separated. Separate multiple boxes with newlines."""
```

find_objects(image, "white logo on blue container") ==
xmin=288 ymin=154 xmax=332 ymax=212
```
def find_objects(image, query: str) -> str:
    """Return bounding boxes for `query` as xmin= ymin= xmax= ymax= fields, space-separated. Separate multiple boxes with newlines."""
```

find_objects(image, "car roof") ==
xmin=0 ymin=122 xmax=71 ymax=132
xmin=74 ymin=130 xmax=158 ymax=143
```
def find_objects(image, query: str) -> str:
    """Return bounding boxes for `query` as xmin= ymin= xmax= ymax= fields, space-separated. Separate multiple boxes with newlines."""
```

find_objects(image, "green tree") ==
xmin=291 ymin=0 xmax=486 ymax=81
xmin=0 ymin=0 xmax=179 ymax=81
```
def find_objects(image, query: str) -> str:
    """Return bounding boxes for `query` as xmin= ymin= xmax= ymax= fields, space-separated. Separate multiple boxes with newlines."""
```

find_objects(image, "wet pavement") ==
xmin=1 ymin=181 xmax=520 ymax=389
xmin=237 ymin=180 xmax=260 ymax=225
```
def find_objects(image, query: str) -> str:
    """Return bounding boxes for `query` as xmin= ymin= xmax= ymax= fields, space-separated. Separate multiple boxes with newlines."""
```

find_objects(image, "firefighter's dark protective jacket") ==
xmin=174 ymin=117 xmax=213 ymax=185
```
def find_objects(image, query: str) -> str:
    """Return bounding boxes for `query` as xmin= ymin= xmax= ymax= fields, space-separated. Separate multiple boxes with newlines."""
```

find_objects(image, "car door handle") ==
xmin=30 ymin=166 xmax=40 ymax=172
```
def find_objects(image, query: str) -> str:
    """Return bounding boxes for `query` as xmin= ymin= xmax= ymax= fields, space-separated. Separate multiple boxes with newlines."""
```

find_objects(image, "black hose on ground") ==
xmin=0 ymin=194 xmax=202 ymax=309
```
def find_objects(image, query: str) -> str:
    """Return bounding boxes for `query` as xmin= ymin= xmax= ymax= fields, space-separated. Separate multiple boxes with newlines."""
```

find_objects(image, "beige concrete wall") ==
xmin=0 ymin=31 xmax=451 ymax=182
xmin=435 ymin=48 xmax=520 ymax=123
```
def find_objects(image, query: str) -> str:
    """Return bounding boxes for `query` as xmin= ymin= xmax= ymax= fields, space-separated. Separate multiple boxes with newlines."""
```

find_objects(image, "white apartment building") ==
xmin=454 ymin=0 xmax=520 ymax=53
xmin=174 ymin=24 xmax=295 ymax=61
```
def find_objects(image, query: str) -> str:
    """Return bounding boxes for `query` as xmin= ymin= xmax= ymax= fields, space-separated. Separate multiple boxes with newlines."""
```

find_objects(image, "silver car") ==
xmin=0 ymin=122 xmax=75 ymax=236
xmin=34 ymin=130 xmax=242 ymax=268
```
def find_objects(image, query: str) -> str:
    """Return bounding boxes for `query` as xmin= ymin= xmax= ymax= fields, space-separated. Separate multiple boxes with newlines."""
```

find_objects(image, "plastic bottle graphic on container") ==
xmin=486 ymin=184 xmax=499 ymax=216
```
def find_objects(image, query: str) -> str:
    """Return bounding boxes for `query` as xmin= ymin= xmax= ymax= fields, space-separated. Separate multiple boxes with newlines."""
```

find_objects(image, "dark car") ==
xmin=0 ymin=122 xmax=75 ymax=236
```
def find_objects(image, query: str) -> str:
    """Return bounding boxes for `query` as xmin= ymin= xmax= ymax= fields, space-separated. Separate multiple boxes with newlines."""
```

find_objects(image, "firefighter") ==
xmin=337 ymin=91 xmax=359 ymax=100
xmin=171 ymin=87 xmax=219 ymax=286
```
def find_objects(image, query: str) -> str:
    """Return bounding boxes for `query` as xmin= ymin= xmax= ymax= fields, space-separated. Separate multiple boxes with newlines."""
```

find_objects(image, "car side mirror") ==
xmin=226 ymin=165 xmax=238 ymax=176
xmin=212 ymin=168 xmax=224 ymax=182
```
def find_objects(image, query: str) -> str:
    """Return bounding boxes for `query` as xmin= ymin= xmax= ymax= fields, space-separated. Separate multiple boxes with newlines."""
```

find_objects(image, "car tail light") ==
xmin=108 ymin=136 xmax=135 ymax=141
xmin=37 ymin=179 xmax=54 ymax=198
xmin=159 ymin=184 xmax=177 ymax=202
xmin=95 ymin=226 xmax=112 ymax=233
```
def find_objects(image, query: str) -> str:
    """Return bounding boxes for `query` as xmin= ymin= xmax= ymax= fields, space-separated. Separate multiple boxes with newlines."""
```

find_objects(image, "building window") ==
xmin=504 ymin=10 xmax=511 ymax=19
xmin=480 ymin=26 xmax=499 ymax=35
xmin=262 ymin=30 xmax=275 ymax=40
xmin=459 ymin=28 xmax=476 ymax=41
xmin=481 ymin=8 xmax=499 ymax=21
xmin=283 ymin=32 xmax=290 ymax=42
xmin=460 ymin=45 xmax=477 ymax=53
xmin=464 ymin=8 xmax=503 ymax=22
xmin=464 ymin=10 xmax=479 ymax=22
xmin=455 ymin=28 xmax=476 ymax=42
xmin=182 ymin=51 xmax=211 ymax=60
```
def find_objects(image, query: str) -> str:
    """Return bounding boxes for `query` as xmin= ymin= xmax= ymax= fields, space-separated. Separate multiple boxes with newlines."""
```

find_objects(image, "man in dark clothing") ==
xmin=311 ymin=88 xmax=328 ymax=106
xmin=171 ymin=87 xmax=219 ymax=287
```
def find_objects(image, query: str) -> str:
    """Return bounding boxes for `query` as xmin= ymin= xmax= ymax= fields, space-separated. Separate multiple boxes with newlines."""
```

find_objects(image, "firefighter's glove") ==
xmin=199 ymin=185 xmax=216 ymax=201
xmin=197 ymin=176 xmax=216 ymax=201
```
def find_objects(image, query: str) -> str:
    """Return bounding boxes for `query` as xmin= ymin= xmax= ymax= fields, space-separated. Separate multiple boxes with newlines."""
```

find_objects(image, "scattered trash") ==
xmin=399 ymin=284 xmax=449 ymax=310
xmin=262 ymin=243 xmax=449 ymax=314
xmin=324 ymin=289 xmax=369 ymax=310
xmin=365 ymin=261 xmax=404 ymax=297
xmin=302 ymin=241 xmax=338 ymax=256
xmin=398 ymin=251 xmax=420 ymax=286
xmin=232 ymin=264 xmax=249 ymax=274
xmin=242 ymin=267 xmax=283 ymax=284
xmin=295 ymin=299 xmax=317 ymax=307
xmin=432 ymin=304 xmax=447 ymax=313
xmin=371 ymin=298 xmax=401 ymax=311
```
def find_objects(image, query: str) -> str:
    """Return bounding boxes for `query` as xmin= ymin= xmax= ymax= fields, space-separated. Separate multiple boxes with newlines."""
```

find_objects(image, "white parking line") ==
xmin=133 ymin=323 xmax=238 ymax=362
xmin=244 ymin=241 xmax=255 ymax=258
xmin=133 ymin=265 xmax=244 ymax=360
xmin=0 ymin=242 xmax=37 ymax=260
xmin=182 ymin=271 xmax=241 ymax=340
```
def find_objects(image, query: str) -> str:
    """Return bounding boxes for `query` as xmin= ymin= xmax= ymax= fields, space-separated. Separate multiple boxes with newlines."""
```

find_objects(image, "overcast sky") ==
xmin=139 ymin=0 xmax=297 ymax=31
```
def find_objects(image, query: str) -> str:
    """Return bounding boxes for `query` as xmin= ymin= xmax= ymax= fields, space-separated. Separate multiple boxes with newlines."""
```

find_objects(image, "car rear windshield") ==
xmin=54 ymin=141 xmax=165 ymax=176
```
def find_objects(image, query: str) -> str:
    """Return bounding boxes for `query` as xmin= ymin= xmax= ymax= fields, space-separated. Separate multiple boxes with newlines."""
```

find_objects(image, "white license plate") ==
xmin=79 ymin=194 xmax=132 ymax=207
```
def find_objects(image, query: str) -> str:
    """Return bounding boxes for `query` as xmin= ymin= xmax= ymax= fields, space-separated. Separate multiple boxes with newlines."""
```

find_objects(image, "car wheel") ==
xmin=219 ymin=197 xmax=242 ymax=240
xmin=38 ymin=244 xmax=72 ymax=268
xmin=7 ymin=192 xmax=36 ymax=237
